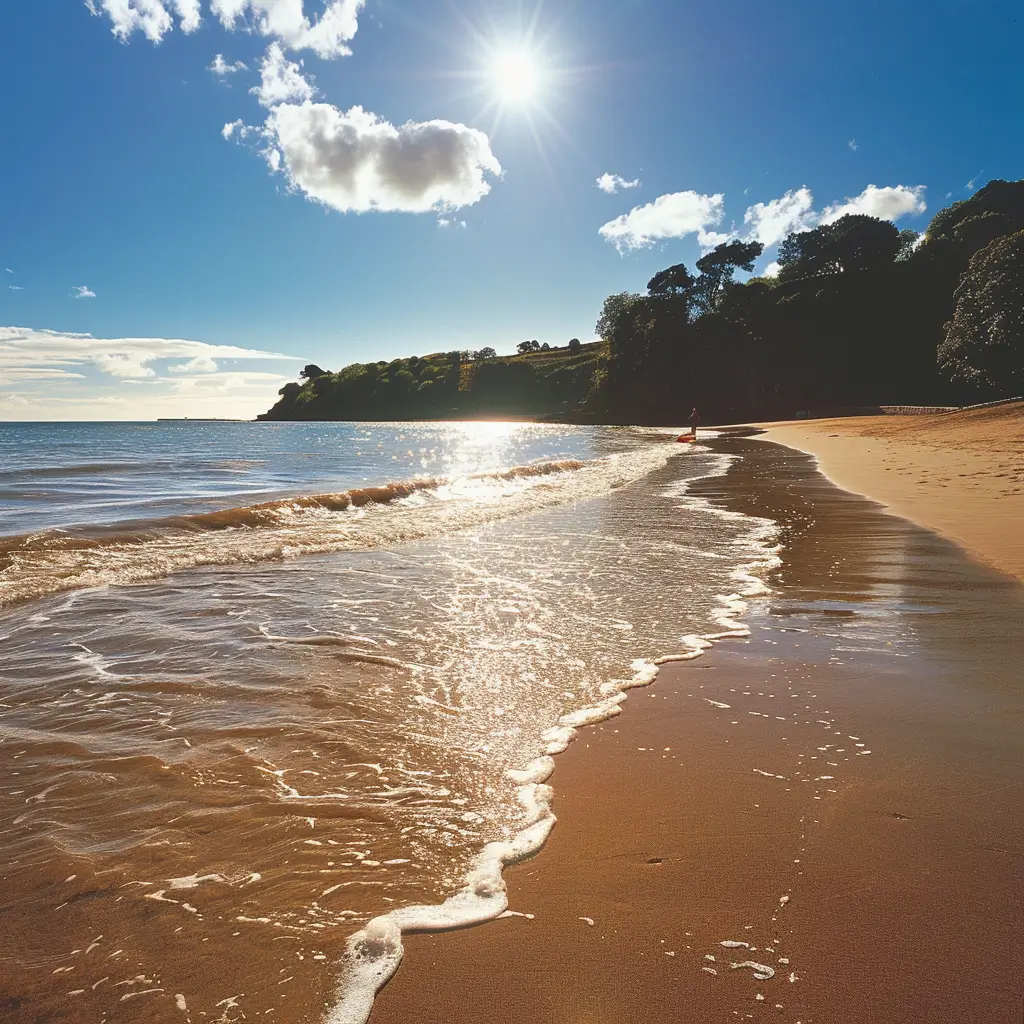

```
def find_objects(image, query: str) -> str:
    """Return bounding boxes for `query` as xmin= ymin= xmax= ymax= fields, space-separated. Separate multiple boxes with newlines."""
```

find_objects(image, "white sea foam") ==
xmin=326 ymin=445 xmax=782 ymax=1024
xmin=0 ymin=448 xmax=678 ymax=608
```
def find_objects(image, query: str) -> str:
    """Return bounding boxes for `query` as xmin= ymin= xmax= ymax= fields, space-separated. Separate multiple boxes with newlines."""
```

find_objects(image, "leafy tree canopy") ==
xmin=924 ymin=179 xmax=1024 ymax=247
xmin=300 ymin=364 xmax=329 ymax=379
xmin=647 ymin=263 xmax=695 ymax=296
xmin=778 ymin=214 xmax=900 ymax=279
xmin=938 ymin=229 xmax=1024 ymax=397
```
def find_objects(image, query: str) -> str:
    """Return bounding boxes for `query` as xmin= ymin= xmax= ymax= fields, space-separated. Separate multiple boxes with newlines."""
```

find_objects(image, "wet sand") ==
xmin=759 ymin=401 xmax=1024 ymax=581
xmin=367 ymin=440 xmax=1024 ymax=1023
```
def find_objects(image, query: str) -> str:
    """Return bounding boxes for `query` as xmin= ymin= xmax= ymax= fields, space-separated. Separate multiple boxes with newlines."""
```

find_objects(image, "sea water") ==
xmin=0 ymin=421 xmax=778 ymax=1023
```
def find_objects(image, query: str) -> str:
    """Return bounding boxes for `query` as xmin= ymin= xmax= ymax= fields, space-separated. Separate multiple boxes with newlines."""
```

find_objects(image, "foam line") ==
xmin=327 ymin=464 xmax=782 ymax=1023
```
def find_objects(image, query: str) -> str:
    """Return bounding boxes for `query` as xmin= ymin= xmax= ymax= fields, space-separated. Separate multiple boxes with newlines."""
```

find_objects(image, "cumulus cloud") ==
xmin=209 ymin=53 xmax=247 ymax=75
xmin=210 ymin=0 xmax=365 ymax=57
xmin=88 ymin=0 xmax=363 ymax=56
xmin=697 ymin=229 xmax=732 ymax=250
xmin=743 ymin=187 xmax=817 ymax=247
xmin=251 ymin=42 xmax=315 ymax=107
xmin=72 ymin=285 xmax=97 ymax=299
xmin=87 ymin=0 xmax=201 ymax=42
xmin=222 ymin=118 xmax=244 ymax=139
xmin=819 ymin=184 xmax=926 ymax=225
xmin=598 ymin=191 xmax=725 ymax=252
xmin=169 ymin=354 xmax=219 ymax=373
xmin=259 ymin=102 xmax=502 ymax=214
xmin=762 ymin=261 xmax=781 ymax=278
xmin=596 ymin=173 xmax=640 ymax=194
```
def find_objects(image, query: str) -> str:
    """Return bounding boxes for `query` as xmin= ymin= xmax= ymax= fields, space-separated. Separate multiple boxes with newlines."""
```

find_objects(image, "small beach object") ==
xmin=676 ymin=434 xmax=696 ymax=443
xmin=730 ymin=960 xmax=776 ymax=981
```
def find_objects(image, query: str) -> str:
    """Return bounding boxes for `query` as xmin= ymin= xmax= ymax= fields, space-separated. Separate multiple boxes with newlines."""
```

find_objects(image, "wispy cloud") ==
xmin=4 ymin=268 xmax=13 ymax=274
xmin=0 ymin=326 xmax=289 ymax=380
xmin=848 ymin=139 xmax=858 ymax=151
xmin=72 ymin=285 xmax=97 ymax=299
xmin=0 ymin=326 xmax=296 ymax=420
xmin=8 ymin=286 xmax=24 ymax=292
xmin=596 ymin=173 xmax=641 ymax=195
xmin=209 ymin=53 xmax=247 ymax=75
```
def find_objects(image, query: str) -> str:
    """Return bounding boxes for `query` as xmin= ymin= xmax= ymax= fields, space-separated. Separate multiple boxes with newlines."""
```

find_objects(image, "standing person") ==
xmin=689 ymin=407 xmax=700 ymax=440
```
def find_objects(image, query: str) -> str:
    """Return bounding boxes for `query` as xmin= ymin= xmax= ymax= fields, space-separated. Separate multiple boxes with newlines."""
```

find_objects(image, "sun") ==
xmin=492 ymin=51 xmax=543 ymax=106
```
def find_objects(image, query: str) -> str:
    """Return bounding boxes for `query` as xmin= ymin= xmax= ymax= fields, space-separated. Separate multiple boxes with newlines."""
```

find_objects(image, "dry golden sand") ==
xmin=366 ymin=439 xmax=1024 ymax=1024
xmin=759 ymin=401 xmax=1024 ymax=582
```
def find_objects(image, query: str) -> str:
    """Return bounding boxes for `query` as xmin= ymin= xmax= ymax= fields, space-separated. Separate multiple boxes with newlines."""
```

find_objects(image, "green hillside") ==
xmin=258 ymin=342 xmax=605 ymax=421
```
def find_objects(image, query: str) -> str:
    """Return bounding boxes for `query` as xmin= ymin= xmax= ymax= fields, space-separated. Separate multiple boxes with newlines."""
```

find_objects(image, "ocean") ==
xmin=0 ymin=421 xmax=778 ymax=1023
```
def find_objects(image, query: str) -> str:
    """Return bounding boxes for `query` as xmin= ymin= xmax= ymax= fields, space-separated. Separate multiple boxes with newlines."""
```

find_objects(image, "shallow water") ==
xmin=0 ymin=422 xmax=778 ymax=1022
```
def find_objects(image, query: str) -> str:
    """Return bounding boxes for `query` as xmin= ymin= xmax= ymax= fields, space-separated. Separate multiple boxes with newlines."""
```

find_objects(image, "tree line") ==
xmin=585 ymin=179 xmax=1024 ymax=424
xmin=260 ymin=180 xmax=1023 ymax=424
xmin=259 ymin=343 xmax=602 ymax=421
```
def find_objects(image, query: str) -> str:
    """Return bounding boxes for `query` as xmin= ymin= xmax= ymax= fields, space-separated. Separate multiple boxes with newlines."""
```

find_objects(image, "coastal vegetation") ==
xmin=259 ymin=343 xmax=604 ymax=420
xmin=260 ymin=180 xmax=1024 ymax=423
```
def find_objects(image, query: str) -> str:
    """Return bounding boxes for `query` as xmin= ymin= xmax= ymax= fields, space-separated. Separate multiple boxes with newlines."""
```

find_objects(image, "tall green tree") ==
xmin=938 ymin=230 xmax=1024 ymax=397
xmin=778 ymin=215 xmax=901 ymax=279
xmin=694 ymin=239 xmax=764 ymax=311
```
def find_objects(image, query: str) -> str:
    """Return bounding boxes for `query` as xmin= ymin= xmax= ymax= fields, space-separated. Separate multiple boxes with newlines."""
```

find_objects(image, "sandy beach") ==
xmin=759 ymin=401 xmax=1024 ymax=582
xmin=366 ymin=430 xmax=1024 ymax=1023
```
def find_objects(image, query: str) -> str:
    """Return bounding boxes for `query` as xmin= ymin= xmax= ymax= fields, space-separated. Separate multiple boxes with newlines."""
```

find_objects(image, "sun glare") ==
xmin=492 ymin=51 xmax=542 ymax=105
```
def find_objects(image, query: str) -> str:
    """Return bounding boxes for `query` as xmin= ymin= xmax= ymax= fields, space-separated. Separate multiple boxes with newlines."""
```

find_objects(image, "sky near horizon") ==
xmin=1 ymin=0 xmax=1022 ymax=420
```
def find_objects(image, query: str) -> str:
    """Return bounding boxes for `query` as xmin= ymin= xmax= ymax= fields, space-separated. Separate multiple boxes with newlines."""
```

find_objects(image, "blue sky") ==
xmin=1 ymin=0 xmax=1022 ymax=419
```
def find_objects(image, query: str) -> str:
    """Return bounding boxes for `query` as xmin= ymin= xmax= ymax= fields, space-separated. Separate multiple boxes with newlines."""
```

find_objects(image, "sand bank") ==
xmin=366 ymin=440 xmax=1024 ymax=1023
xmin=758 ymin=401 xmax=1024 ymax=581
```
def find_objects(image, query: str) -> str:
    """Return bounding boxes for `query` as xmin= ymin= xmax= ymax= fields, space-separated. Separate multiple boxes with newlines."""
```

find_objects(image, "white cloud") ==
xmin=762 ymin=261 xmax=781 ymax=278
xmin=251 ymin=42 xmax=315 ymax=107
xmin=209 ymin=53 xmax=247 ymax=75
xmin=87 ymin=0 xmax=201 ymax=43
xmin=72 ymin=285 xmax=97 ymax=299
xmin=169 ymin=355 xmax=219 ymax=373
xmin=222 ymin=118 xmax=244 ymax=139
xmin=210 ymin=0 xmax=365 ymax=58
xmin=598 ymin=191 xmax=725 ymax=251
xmin=596 ymin=173 xmax=641 ymax=194
xmin=88 ymin=0 xmax=363 ymax=57
xmin=0 ymin=367 xmax=86 ymax=385
xmin=743 ymin=187 xmax=816 ymax=247
xmin=819 ymin=184 xmax=926 ymax=225
xmin=848 ymin=139 xmax=858 ymax=152
xmin=0 ymin=325 xmax=289 ymax=382
xmin=9 ymin=286 xmax=23 ymax=292
xmin=697 ymin=229 xmax=731 ymax=250
xmin=259 ymin=102 xmax=502 ymax=214
xmin=4 ymin=268 xmax=13 ymax=274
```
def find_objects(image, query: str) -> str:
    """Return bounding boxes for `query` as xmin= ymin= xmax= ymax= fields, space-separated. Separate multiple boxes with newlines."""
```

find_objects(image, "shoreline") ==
xmin=363 ymin=437 xmax=1024 ymax=1023
xmin=755 ymin=401 xmax=1024 ymax=581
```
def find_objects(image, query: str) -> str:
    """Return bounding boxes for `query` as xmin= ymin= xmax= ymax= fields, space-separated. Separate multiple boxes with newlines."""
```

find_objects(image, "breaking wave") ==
xmin=0 ymin=456 xmax=650 ymax=608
